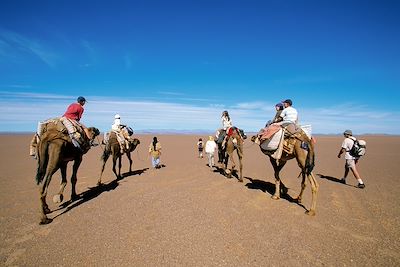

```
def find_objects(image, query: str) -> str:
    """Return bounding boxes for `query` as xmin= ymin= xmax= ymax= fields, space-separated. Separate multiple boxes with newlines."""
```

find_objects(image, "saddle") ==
xmin=258 ymin=125 xmax=311 ymax=159
xmin=31 ymin=118 xmax=90 ymax=155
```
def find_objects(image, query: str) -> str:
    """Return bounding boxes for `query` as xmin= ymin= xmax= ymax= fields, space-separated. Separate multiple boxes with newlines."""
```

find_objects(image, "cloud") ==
xmin=0 ymin=29 xmax=58 ymax=68
xmin=0 ymin=92 xmax=399 ymax=134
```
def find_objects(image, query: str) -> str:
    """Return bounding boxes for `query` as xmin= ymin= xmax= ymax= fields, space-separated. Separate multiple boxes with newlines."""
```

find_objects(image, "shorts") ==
xmin=345 ymin=159 xmax=357 ymax=168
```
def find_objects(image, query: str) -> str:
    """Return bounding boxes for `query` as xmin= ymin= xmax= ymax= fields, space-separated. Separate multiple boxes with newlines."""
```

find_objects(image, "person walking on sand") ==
xmin=337 ymin=129 xmax=365 ymax=188
xmin=205 ymin=136 xmax=217 ymax=168
xmin=149 ymin=136 xmax=162 ymax=169
xmin=197 ymin=138 xmax=204 ymax=158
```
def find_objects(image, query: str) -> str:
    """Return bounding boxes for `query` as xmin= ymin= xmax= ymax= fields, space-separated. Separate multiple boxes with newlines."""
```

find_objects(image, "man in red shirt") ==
xmin=62 ymin=96 xmax=90 ymax=149
xmin=63 ymin=96 xmax=86 ymax=121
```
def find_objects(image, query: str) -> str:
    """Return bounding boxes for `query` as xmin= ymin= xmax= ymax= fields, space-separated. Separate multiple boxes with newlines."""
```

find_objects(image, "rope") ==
xmin=135 ymin=148 xmax=146 ymax=162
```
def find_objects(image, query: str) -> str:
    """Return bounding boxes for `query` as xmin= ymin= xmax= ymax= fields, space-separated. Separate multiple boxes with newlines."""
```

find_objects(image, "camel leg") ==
xmin=270 ymin=158 xmax=286 ymax=200
xmin=306 ymin=173 xmax=319 ymax=216
xmin=53 ymin=162 xmax=68 ymax=204
xmin=295 ymin=171 xmax=307 ymax=204
xmin=112 ymin=153 xmax=120 ymax=180
xmin=126 ymin=152 xmax=133 ymax=173
xmin=98 ymin=152 xmax=110 ymax=185
xmin=237 ymin=145 xmax=243 ymax=182
xmin=118 ymin=155 xmax=122 ymax=178
xmin=39 ymin=167 xmax=58 ymax=225
xmin=229 ymin=149 xmax=237 ymax=176
xmin=70 ymin=157 xmax=82 ymax=201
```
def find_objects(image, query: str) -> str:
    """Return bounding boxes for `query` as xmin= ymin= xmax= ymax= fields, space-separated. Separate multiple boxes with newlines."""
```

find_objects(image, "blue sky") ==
xmin=0 ymin=0 xmax=399 ymax=134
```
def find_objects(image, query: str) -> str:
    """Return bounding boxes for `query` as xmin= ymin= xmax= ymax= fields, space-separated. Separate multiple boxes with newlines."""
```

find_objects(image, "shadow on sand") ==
xmin=213 ymin=165 xmax=240 ymax=181
xmin=51 ymin=167 xmax=149 ymax=220
xmin=244 ymin=176 xmax=307 ymax=211
xmin=317 ymin=173 xmax=357 ymax=188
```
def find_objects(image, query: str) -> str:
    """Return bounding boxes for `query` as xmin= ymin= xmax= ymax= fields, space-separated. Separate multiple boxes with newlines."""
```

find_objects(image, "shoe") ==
xmin=357 ymin=183 xmax=365 ymax=189
xmin=339 ymin=178 xmax=346 ymax=184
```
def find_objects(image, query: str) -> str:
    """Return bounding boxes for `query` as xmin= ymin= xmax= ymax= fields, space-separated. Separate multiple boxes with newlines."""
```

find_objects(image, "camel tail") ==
xmin=305 ymin=139 xmax=315 ymax=175
xmin=35 ymin=140 xmax=49 ymax=185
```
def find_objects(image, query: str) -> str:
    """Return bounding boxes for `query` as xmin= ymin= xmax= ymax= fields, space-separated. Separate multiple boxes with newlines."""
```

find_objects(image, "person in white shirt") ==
xmin=205 ymin=136 xmax=217 ymax=168
xmin=111 ymin=114 xmax=129 ymax=153
xmin=279 ymin=99 xmax=298 ymax=125
xmin=337 ymin=129 xmax=365 ymax=188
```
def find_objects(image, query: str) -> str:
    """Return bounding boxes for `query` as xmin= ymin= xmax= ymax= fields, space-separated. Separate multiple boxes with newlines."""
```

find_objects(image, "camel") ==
xmin=251 ymin=129 xmax=318 ymax=215
xmin=219 ymin=128 xmax=244 ymax=182
xmin=98 ymin=132 xmax=140 ymax=184
xmin=35 ymin=125 xmax=100 ymax=225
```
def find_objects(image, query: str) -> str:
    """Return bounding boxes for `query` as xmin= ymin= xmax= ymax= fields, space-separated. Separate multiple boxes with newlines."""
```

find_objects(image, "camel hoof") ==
xmin=238 ymin=178 xmax=243 ymax=183
xmin=71 ymin=194 xmax=79 ymax=201
xmin=39 ymin=217 xmax=53 ymax=225
xmin=97 ymin=182 xmax=103 ymax=186
xmin=52 ymin=194 xmax=63 ymax=204
xmin=306 ymin=210 xmax=316 ymax=216
xmin=271 ymin=195 xmax=280 ymax=200
xmin=43 ymin=207 xmax=51 ymax=214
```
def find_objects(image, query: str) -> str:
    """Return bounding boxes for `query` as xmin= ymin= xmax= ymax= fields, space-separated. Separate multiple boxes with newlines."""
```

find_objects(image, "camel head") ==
xmin=129 ymin=138 xmax=140 ymax=151
xmin=250 ymin=135 xmax=261 ymax=145
xmin=87 ymin=127 xmax=100 ymax=140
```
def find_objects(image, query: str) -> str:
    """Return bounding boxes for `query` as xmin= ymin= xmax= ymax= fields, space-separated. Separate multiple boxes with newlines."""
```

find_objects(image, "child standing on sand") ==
xmin=197 ymin=138 xmax=204 ymax=158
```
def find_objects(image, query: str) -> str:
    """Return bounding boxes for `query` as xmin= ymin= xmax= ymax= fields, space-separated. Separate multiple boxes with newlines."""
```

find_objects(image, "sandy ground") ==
xmin=0 ymin=134 xmax=399 ymax=266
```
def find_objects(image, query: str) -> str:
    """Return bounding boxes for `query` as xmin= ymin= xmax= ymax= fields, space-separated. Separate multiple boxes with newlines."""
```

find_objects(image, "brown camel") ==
xmin=220 ymin=128 xmax=244 ymax=182
xmin=251 ymin=130 xmax=318 ymax=215
xmin=98 ymin=132 xmax=140 ymax=184
xmin=35 ymin=126 xmax=100 ymax=224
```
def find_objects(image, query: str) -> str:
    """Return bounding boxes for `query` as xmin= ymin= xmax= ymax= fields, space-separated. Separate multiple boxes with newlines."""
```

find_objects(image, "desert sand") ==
xmin=0 ymin=134 xmax=399 ymax=266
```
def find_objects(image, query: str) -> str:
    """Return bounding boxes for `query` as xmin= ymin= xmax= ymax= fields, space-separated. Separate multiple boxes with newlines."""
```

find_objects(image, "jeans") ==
xmin=152 ymin=157 xmax=160 ymax=168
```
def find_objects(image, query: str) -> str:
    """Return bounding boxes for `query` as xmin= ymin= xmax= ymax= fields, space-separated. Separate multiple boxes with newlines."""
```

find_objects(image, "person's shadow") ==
xmin=317 ymin=173 xmax=356 ymax=187
xmin=51 ymin=168 xmax=149 ymax=220
xmin=244 ymin=176 xmax=307 ymax=211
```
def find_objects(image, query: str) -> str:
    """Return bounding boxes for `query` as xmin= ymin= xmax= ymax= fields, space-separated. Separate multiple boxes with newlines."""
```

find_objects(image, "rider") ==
xmin=278 ymin=99 xmax=298 ymax=133
xmin=62 ymin=96 xmax=90 ymax=149
xmin=111 ymin=114 xmax=130 ymax=153
xmin=220 ymin=110 xmax=234 ymax=147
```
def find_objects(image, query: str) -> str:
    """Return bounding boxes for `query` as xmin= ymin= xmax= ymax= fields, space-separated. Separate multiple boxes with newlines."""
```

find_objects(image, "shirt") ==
xmin=205 ymin=140 xmax=217 ymax=153
xmin=341 ymin=137 xmax=357 ymax=160
xmin=222 ymin=116 xmax=232 ymax=130
xmin=63 ymin=103 xmax=84 ymax=121
xmin=111 ymin=118 xmax=121 ymax=131
xmin=149 ymin=142 xmax=162 ymax=158
xmin=280 ymin=106 xmax=298 ymax=124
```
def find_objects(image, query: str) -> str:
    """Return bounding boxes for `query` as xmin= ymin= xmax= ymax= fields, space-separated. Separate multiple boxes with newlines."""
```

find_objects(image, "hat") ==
xmin=275 ymin=102 xmax=284 ymax=108
xmin=343 ymin=129 xmax=352 ymax=136
xmin=209 ymin=136 xmax=214 ymax=141
xmin=283 ymin=99 xmax=292 ymax=106
xmin=114 ymin=114 xmax=121 ymax=119
xmin=77 ymin=96 xmax=86 ymax=102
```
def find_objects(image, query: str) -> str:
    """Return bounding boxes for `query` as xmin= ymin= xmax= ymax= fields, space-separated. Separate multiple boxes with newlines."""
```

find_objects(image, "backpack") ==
xmin=349 ymin=138 xmax=366 ymax=157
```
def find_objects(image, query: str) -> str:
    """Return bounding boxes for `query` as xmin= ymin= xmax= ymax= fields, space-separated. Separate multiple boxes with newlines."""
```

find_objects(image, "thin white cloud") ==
xmin=0 ymin=92 xmax=399 ymax=134
xmin=0 ymin=29 xmax=58 ymax=68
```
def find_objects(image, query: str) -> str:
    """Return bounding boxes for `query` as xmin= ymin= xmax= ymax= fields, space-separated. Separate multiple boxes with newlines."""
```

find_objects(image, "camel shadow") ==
xmin=52 ymin=168 xmax=149 ymax=219
xmin=121 ymin=167 xmax=149 ymax=178
xmin=213 ymin=165 xmax=240 ymax=181
xmin=244 ymin=176 xmax=307 ymax=211
xmin=317 ymin=173 xmax=355 ymax=187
